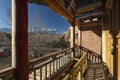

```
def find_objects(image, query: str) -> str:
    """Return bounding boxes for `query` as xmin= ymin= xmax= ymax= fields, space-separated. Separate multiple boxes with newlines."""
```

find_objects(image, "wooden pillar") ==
xmin=102 ymin=11 xmax=107 ymax=63
xmin=12 ymin=0 xmax=28 ymax=80
xmin=70 ymin=19 xmax=75 ymax=58
xmin=78 ymin=26 xmax=81 ymax=46
xmin=114 ymin=0 xmax=120 ymax=79
xmin=102 ymin=30 xmax=107 ymax=62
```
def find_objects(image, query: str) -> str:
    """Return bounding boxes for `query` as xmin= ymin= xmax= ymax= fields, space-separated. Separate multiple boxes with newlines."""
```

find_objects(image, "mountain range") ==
xmin=0 ymin=27 xmax=64 ymax=34
xmin=0 ymin=28 xmax=11 ymax=33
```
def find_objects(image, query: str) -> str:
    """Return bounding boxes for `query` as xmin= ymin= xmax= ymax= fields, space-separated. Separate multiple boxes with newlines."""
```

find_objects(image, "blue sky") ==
xmin=0 ymin=0 xmax=70 ymax=32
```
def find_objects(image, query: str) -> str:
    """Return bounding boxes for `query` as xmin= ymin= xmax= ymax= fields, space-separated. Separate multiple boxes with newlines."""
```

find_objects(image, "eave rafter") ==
xmin=45 ymin=0 xmax=80 ymax=26
xmin=80 ymin=20 xmax=102 ymax=28
xmin=75 ymin=1 xmax=102 ymax=16
xmin=76 ymin=10 xmax=103 ymax=20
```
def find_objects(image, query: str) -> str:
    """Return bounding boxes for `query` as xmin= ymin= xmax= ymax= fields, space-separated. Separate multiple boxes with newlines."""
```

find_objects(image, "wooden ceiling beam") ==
xmin=76 ymin=11 xmax=103 ymax=20
xmin=80 ymin=20 xmax=102 ymax=28
xmin=75 ymin=1 xmax=102 ymax=16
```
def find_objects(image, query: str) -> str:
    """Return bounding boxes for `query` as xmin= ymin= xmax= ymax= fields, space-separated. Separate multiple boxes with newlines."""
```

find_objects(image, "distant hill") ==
xmin=0 ymin=30 xmax=70 ymax=58
xmin=0 ymin=29 xmax=70 ymax=49
xmin=0 ymin=28 xmax=11 ymax=33
xmin=0 ymin=32 xmax=11 ymax=47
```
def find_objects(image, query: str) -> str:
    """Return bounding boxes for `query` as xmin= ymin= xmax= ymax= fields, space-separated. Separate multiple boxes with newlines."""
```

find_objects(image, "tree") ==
xmin=29 ymin=12 xmax=48 ymax=59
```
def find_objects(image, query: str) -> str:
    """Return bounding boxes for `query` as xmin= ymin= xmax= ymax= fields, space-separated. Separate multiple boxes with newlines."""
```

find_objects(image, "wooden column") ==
xmin=78 ymin=26 xmax=81 ymax=46
xmin=114 ymin=0 xmax=120 ymax=79
xmin=102 ymin=11 xmax=107 ymax=63
xmin=102 ymin=30 xmax=107 ymax=62
xmin=12 ymin=0 xmax=28 ymax=80
xmin=70 ymin=19 xmax=75 ymax=58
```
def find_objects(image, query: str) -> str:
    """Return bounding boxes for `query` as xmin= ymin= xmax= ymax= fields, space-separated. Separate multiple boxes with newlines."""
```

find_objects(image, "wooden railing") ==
xmin=64 ymin=52 xmax=87 ymax=80
xmin=79 ymin=46 xmax=113 ymax=80
xmin=71 ymin=53 xmax=87 ymax=80
xmin=0 ymin=67 xmax=15 ymax=80
xmin=103 ymin=62 xmax=114 ymax=80
xmin=79 ymin=46 xmax=102 ymax=63
xmin=0 ymin=46 xmax=113 ymax=80
xmin=29 ymin=48 xmax=74 ymax=80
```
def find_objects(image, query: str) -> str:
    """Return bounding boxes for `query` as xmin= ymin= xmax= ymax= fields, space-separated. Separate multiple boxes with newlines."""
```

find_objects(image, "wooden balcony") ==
xmin=0 ymin=46 xmax=113 ymax=80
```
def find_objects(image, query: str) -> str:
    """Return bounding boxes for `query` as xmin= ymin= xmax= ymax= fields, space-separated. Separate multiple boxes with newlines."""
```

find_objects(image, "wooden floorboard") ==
xmin=85 ymin=63 xmax=105 ymax=80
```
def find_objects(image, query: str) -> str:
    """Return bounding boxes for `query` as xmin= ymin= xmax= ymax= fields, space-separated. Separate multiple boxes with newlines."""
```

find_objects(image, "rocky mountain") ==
xmin=64 ymin=28 xmax=70 ymax=42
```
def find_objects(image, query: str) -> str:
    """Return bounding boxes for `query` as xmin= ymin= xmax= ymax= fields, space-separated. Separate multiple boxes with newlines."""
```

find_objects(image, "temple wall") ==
xmin=81 ymin=26 xmax=102 ymax=54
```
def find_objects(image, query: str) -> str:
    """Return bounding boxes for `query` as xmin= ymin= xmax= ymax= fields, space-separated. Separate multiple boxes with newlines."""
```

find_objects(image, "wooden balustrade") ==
xmin=64 ymin=53 xmax=87 ymax=80
xmin=103 ymin=62 xmax=114 ymax=80
xmin=0 ymin=46 xmax=112 ymax=80
xmin=79 ymin=46 xmax=102 ymax=63
xmin=0 ymin=67 xmax=15 ymax=80
xmin=29 ymin=48 xmax=74 ymax=80
xmin=71 ymin=53 xmax=87 ymax=80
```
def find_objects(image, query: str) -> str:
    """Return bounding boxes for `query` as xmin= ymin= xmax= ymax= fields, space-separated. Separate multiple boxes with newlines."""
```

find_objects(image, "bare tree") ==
xmin=29 ymin=12 xmax=49 ymax=58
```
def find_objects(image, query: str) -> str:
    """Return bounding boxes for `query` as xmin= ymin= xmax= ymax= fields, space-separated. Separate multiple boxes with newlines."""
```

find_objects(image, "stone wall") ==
xmin=81 ymin=26 xmax=102 ymax=54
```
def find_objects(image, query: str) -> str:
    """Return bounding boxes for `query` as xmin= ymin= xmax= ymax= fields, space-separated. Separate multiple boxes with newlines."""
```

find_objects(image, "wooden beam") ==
xmin=58 ymin=0 xmax=65 ymax=6
xmin=76 ymin=11 xmax=103 ymax=20
xmin=45 ymin=0 xmax=80 ymax=26
xmin=75 ymin=1 xmax=102 ymax=16
xmin=106 ymin=0 xmax=113 ymax=9
xmin=80 ymin=20 xmax=102 ymax=27
xmin=45 ymin=0 xmax=73 ymax=22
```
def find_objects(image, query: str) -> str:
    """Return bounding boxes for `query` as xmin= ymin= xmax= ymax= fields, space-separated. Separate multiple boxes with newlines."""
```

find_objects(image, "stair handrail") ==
xmin=103 ymin=62 xmax=114 ymax=80
xmin=64 ymin=52 xmax=87 ymax=80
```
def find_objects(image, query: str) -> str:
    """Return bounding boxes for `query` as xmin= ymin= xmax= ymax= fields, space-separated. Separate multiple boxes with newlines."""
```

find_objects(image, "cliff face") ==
xmin=64 ymin=28 xmax=70 ymax=42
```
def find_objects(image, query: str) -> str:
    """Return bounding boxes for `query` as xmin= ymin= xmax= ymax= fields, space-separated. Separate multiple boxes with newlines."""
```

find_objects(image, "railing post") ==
xmin=12 ymin=0 xmax=28 ymax=80
xmin=78 ymin=71 xmax=81 ymax=80
xmin=78 ymin=26 xmax=81 ymax=46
